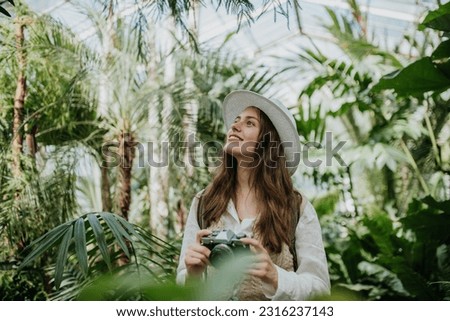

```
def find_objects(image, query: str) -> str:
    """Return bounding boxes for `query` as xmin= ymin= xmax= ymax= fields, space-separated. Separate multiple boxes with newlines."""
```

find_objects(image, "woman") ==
xmin=176 ymin=90 xmax=330 ymax=300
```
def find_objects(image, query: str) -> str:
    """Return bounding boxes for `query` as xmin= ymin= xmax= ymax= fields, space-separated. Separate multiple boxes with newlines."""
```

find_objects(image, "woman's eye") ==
xmin=247 ymin=121 xmax=254 ymax=126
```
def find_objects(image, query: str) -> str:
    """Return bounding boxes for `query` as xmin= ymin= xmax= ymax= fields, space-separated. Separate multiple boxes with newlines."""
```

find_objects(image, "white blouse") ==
xmin=176 ymin=193 xmax=331 ymax=300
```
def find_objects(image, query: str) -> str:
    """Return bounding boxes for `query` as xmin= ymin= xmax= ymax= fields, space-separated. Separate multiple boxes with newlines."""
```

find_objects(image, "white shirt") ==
xmin=176 ymin=194 xmax=331 ymax=300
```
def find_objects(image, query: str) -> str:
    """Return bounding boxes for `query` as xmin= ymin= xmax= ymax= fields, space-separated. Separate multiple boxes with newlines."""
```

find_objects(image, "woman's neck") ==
xmin=235 ymin=166 xmax=253 ymax=192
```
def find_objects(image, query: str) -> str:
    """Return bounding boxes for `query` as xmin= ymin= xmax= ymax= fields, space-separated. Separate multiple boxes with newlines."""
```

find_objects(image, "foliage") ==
xmin=142 ymin=0 xmax=300 ymax=30
xmin=0 ymin=4 xmax=103 ymax=299
xmin=374 ymin=2 xmax=450 ymax=97
xmin=296 ymin=1 xmax=450 ymax=300
xmin=76 ymin=255 xmax=254 ymax=301
xmin=0 ymin=269 xmax=48 ymax=300
xmin=1 ymin=1 xmax=284 ymax=299
xmin=324 ymin=196 xmax=450 ymax=300
xmin=18 ymin=212 xmax=179 ymax=299
xmin=1 ymin=0 xmax=449 ymax=302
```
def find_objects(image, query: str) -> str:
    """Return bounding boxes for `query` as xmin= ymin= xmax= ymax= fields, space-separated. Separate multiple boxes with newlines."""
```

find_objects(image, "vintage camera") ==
xmin=201 ymin=229 xmax=250 ymax=267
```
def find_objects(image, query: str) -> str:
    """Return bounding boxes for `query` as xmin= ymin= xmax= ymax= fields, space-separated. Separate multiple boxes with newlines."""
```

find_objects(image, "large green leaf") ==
xmin=432 ymin=39 xmax=450 ymax=60
xmin=358 ymin=261 xmax=410 ymax=298
xmin=419 ymin=2 xmax=450 ymax=32
xmin=372 ymin=57 xmax=450 ymax=96
xmin=401 ymin=197 xmax=450 ymax=244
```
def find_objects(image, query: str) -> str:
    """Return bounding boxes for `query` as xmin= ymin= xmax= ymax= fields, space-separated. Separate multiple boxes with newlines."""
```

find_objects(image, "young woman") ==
xmin=176 ymin=90 xmax=330 ymax=300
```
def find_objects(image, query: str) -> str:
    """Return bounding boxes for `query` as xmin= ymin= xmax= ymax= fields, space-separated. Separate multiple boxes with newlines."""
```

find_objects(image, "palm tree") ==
xmin=0 ymin=3 xmax=102 ymax=299
xmin=2 ymin=0 xmax=299 ymax=299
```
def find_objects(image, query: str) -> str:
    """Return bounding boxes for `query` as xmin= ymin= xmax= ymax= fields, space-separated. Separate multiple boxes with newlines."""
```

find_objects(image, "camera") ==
xmin=201 ymin=229 xmax=250 ymax=267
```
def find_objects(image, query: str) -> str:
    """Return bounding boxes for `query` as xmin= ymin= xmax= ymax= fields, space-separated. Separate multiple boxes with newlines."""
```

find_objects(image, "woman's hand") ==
xmin=185 ymin=229 xmax=211 ymax=278
xmin=240 ymin=238 xmax=278 ymax=290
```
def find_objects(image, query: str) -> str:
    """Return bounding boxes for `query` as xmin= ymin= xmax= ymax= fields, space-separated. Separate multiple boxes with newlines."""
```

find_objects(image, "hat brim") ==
xmin=222 ymin=90 xmax=300 ymax=175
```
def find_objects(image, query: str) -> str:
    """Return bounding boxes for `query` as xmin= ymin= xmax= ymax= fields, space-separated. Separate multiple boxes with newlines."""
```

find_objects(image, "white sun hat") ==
xmin=222 ymin=90 xmax=301 ymax=175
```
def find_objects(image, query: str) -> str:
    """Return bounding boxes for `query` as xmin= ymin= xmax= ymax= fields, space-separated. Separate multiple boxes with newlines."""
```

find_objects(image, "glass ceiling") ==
xmin=20 ymin=0 xmax=438 ymax=102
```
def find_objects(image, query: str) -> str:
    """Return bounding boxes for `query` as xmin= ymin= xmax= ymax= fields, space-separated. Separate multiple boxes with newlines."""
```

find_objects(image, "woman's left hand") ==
xmin=240 ymin=238 xmax=278 ymax=290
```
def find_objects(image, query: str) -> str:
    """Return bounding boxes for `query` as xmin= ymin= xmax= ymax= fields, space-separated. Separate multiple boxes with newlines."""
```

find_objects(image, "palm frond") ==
xmin=18 ymin=211 xmax=179 ymax=291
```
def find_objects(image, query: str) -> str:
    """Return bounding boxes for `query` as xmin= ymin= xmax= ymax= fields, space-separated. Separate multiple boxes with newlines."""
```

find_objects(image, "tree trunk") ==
xmin=117 ymin=131 xmax=135 ymax=220
xmin=25 ymin=124 xmax=38 ymax=158
xmin=101 ymin=163 xmax=112 ymax=212
xmin=116 ymin=131 xmax=134 ymax=266
xmin=12 ymin=20 xmax=26 ymax=178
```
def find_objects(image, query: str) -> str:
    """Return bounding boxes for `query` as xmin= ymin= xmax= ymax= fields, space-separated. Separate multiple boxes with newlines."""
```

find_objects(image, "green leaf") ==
xmin=0 ymin=6 xmax=11 ymax=17
xmin=362 ymin=212 xmax=394 ymax=256
xmin=401 ymin=199 xmax=450 ymax=244
xmin=437 ymin=60 xmax=450 ymax=79
xmin=419 ymin=2 xmax=450 ymax=32
xmin=19 ymin=224 xmax=71 ymax=269
xmin=358 ymin=261 xmax=410 ymax=297
xmin=382 ymin=256 xmax=438 ymax=300
xmin=372 ymin=57 xmax=450 ymax=96
xmin=87 ymin=214 xmax=111 ymax=270
xmin=54 ymin=225 xmax=74 ymax=289
xmin=74 ymin=218 xmax=88 ymax=276
xmin=100 ymin=213 xmax=131 ymax=258
xmin=432 ymin=39 xmax=450 ymax=60
xmin=114 ymin=214 xmax=148 ymax=245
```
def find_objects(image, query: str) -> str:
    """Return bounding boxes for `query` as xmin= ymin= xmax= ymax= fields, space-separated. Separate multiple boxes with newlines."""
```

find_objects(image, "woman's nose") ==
xmin=231 ymin=121 xmax=241 ymax=132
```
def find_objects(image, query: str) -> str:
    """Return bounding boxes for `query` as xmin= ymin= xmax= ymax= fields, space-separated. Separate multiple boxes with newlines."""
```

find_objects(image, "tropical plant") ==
xmin=17 ymin=212 xmax=179 ymax=300
xmin=1 ymin=0 xmax=298 ymax=300
xmin=286 ymin=0 xmax=449 ymax=300
xmin=0 ymin=2 xmax=101 ymax=299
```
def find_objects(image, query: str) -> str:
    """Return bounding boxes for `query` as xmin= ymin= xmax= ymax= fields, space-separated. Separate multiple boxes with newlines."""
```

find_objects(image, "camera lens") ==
xmin=209 ymin=244 xmax=233 ymax=267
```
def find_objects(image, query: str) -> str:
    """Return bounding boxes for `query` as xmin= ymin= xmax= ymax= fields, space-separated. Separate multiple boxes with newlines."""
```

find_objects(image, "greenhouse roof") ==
xmin=19 ymin=0 xmax=436 ymax=103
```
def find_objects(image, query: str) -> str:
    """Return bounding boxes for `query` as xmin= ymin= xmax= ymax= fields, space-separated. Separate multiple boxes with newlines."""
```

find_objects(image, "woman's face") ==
xmin=224 ymin=107 xmax=261 ymax=161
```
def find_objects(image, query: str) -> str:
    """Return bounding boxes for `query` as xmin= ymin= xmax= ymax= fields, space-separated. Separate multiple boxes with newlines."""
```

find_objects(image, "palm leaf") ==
xmin=19 ymin=223 xmax=71 ymax=269
xmin=74 ymin=218 xmax=88 ymax=276
xmin=100 ymin=213 xmax=131 ymax=258
xmin=0 ymin=6 xmax=11 ymax=17
xmin=87 ymin=213 xmax=111 ymax=270
xmin=18 ymin=211 xmax=167 ymax=294
xmin=54 ymin=225 xmax=74 ymax=289
xmin=114 ymin=214 xmax=148 ymax=246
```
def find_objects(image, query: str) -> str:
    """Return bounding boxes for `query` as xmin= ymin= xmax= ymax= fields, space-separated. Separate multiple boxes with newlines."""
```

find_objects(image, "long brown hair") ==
xmin=201 ymin=107 xmax=302 ymax=253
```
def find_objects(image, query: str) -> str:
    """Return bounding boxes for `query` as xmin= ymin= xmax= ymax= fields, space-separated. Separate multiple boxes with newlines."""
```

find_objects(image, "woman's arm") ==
xmin=265 ymin=201 xmax=330 ymax=300
xmin=256 ymin=202 xmax=330 ymax=301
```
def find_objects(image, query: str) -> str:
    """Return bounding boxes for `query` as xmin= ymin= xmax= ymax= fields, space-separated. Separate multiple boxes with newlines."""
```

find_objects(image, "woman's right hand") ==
xmin=185 ymin=229 xmax=212 ymax=278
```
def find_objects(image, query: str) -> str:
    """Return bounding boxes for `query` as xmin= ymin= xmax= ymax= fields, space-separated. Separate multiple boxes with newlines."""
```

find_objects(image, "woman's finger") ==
xmin=185 ymin=255 xmax=209 ymax=266
xmin=240 ymin=237 xmax=267 ymax=254
xmin=186 ymin=249 xmax=210 ymax=265
xmin=188 ymin=243 xmax=211 ymax=257
xmin=195 ymin=229 xmax=212 ymax=244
